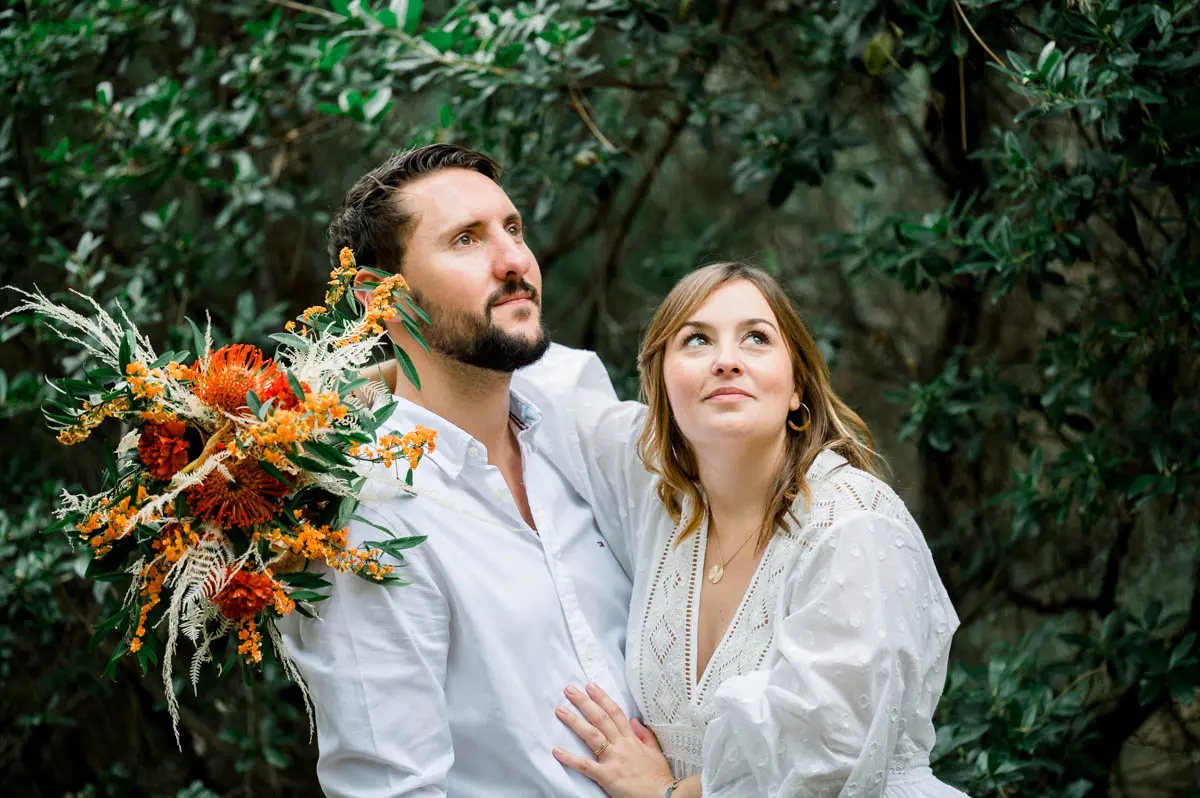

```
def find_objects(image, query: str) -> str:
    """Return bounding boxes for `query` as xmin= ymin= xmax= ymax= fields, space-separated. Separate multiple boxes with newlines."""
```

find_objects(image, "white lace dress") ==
xmin=565 ymin=398 xmax=970 ymax=798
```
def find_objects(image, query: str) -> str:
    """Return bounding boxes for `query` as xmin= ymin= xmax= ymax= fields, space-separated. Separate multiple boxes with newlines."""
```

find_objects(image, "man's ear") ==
xmin=351 ymin=268 xmax=377 ymax=311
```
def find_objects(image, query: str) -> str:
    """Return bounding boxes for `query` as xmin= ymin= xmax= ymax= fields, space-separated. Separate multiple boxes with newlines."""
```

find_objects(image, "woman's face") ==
xmin=662 ymin=279 xmax=801 ymax=453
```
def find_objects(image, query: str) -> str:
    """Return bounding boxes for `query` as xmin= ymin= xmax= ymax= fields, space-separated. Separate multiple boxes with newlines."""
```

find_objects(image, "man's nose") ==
xmin=491 ymin=228 xmax=534 ymax=281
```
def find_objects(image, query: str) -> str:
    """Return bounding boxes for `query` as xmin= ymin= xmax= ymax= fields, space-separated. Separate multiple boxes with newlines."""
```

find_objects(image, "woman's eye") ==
xmin=746 ymin=330 xmax=770 ymax=345
xmin=682 ymin=333 xmax=709 ymax=347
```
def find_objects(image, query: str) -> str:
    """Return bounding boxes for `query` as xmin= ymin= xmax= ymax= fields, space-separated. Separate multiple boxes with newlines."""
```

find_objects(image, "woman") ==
xmin=550 ymin=263 xmax=968 ymax=797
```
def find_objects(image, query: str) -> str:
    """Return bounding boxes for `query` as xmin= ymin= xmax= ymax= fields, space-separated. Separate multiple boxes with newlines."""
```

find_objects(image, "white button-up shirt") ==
xmin=279 ymin=345 xmax=636 ymax=797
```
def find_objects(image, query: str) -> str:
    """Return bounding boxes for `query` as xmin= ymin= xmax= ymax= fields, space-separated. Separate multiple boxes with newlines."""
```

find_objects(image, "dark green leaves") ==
xmin=392 ymin=342 xmax=420 ymax=390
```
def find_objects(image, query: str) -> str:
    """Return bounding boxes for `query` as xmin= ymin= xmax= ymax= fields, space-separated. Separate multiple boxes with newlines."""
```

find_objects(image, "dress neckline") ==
xmin=685 ymin=515 xmax=779 ymax=699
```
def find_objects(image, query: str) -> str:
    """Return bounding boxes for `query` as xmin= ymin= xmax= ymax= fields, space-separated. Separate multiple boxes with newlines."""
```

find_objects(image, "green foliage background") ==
xmin=2 ymin=0 xmax=1198 ymax=795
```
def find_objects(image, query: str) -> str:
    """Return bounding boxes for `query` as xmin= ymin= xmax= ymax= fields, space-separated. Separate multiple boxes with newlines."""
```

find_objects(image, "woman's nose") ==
xmin=711 ymin=349 xmax=743 ymax=375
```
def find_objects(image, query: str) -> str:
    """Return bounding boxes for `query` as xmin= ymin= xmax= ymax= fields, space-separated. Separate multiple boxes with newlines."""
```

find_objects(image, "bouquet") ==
xmin=3 ymin=248 xmax=433 ymax=741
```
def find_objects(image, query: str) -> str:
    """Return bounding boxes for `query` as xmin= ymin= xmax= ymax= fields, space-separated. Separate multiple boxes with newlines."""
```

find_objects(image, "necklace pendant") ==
xmin=706 ymin=563 xmax=725 ymax=584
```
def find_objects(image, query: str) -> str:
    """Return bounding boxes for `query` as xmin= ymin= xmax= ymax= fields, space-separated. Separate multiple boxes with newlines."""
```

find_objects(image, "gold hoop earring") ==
xmin=787 ymin=403 xmax=811 ymax=433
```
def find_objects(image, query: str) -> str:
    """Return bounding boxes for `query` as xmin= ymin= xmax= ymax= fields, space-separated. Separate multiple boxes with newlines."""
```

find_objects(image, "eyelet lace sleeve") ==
xmin=700 ymin=501 xmax=959 ymax=797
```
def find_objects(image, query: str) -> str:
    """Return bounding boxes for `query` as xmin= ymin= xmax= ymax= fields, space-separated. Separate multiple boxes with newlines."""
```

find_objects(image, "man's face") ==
xmin=397 ymin=168 xmax=548 ymax=372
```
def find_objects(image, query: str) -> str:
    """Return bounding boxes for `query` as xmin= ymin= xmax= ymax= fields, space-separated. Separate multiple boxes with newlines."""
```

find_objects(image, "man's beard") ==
xmin=410 ymin=281 xmax=550 ymax=373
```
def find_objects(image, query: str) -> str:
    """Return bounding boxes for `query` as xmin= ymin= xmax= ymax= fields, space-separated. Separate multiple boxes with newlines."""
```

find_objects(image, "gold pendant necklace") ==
xmin=706 ymin=527 xmax=756 ymax=584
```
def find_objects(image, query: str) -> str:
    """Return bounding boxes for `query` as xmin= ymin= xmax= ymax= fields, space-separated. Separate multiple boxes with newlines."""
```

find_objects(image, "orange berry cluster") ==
xmin=56 ymin=395 xmax=131 ymax=445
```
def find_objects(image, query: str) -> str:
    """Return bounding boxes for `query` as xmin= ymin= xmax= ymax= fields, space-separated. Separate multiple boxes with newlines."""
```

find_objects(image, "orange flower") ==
xmin=213 ymin=567 xmax=277 ymax=621
xmin=138 ymin=420 xmax=194 ymax=481
xmin=236 ymin=617 xmax=263 ymax=662
xmin=187 ymin=459 xmax=289 ymax=529
xmin=259 ymin=371 xmax=311 ymax=412
xmin=191 ymin=344 xmax=278 ymax=414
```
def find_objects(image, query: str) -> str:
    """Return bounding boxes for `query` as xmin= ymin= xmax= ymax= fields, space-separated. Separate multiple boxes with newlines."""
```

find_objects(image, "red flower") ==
xmin=212 ymin=567 xmax=276 ymax=620
xmin=138 ymin=420 xmax=193 ymax=481
xmin=186 ymin=459 xmax=289 ymax=529
xmin=259 ymin=371 xmax=311 ymax=411
xmin=191 ymin=344 xmax=278 ymax=414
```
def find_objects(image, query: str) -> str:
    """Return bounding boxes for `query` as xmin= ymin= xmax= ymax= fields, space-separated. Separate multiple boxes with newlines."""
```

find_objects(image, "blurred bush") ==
xmin=2 ymin=0 xmax=1197 ymax=795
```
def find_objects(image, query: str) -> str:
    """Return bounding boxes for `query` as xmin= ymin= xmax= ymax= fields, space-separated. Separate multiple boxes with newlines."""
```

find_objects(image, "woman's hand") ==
xmin=553 ymin=682 xmax=676 ymax=798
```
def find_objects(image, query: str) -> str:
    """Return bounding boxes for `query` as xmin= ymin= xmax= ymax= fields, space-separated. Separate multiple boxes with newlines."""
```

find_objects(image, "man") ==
xmin=279 ymin=145 xmax=637 ymax=797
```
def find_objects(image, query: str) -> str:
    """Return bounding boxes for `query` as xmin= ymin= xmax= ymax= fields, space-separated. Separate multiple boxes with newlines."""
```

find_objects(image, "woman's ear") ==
xmin=790 ymin=389 xmax=802 ymax=413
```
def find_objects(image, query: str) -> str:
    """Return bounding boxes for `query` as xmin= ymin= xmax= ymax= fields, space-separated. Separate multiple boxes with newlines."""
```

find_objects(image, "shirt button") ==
xmin=467 ymin=446 xmax=480 ymax=459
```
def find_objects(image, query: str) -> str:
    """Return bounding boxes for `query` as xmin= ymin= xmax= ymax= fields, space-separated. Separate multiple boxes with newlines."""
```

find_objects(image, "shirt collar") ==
xmin=376 ymin=388 xmax=543 ymax=480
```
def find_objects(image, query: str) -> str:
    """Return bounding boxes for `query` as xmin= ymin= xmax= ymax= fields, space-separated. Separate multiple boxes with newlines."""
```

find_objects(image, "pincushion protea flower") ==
xmin=191 ymin=343 xmax=278 ymax=414
xmin=2 ymin=248 xmax=435 ymax=746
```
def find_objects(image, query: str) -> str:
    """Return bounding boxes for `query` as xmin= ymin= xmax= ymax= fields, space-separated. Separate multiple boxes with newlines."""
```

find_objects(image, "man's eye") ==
xmin=507 ymin=224 xmax=522 ymax=236
xmin=454 ymin=234 xmax=473 ymax=246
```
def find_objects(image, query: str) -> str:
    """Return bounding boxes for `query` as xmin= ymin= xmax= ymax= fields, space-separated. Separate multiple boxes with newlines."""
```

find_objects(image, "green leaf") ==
xmin=1169 ymin=632 xmax=1196 ymax=670
xmin=186 ymin=316 xmax=207 ymax=361
xmin=1127 ymin=474 xmax=1158 ymax=498
xmin=400 ymin=294 xmax=431 ymax=324
xmin=392 ymin=343 xmax=420 ymax=390
xmin=118 ymin=330 xmax=132 ymax=372
xmin=270 ymin=332 xmax=312 ymax=351
xmin=401 ymin=318 xmax=430 ymax=352
xmin=1152 ymin=6 xmax=1172 ymax=34
xmin=372 ymin=399 xmax=398 ymax=428
xmin=494 ymin=43 xmax=525 ymax=68
xmin=423 ymin=29 xmax=457 ymax=53
xmin=334 ymin=495 xmax=359 ymax=530
xmin=363 ymin=88 xmax=393 ymax=123
xmin=286 ymin=371 xmax=307 ymax=403
xmin=42 ymin=513 xmax=78 ymax=536
xmin=258 ymin=459 xmax=294 ymax=484
xmin=438 ymin=103 xmax=454 ymax=128
xmin=89 ymin=606 xmax=132 ymax=651
xmin=246 ymin=389 xmax=263 ymax=417
xmin=286 ymin=589 xmax=330 ymax=603
xmin=102 ymin=641 xmax=128 ymax=680
xmin=364 ymin=536 xmax=428 ymax=560
xmin=304 ymin=439 xmax=351 ymax=467
xmin=280 ymin=571 xmax=332 ymax=588
xmin=402 ymin=0 xmax=422 ymax=34
xmin=350 ymin=514 xmax=396 ymax=540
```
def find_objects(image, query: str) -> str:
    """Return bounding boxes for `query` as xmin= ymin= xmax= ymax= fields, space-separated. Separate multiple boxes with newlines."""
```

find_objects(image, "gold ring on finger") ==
xmin=592 ymin=740 xmax=610 ymax=758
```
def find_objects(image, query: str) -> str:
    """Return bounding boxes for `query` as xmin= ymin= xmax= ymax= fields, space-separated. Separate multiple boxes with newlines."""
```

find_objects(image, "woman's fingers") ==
xmin=553 ymin=746 xmax=601 ymax=782
xmin=564 ymin=685 xmax=622 ymax=741
xmin=631 ymin=718 xmax=662 ymax=751
xmin=585 ymin=682 xmax=633 ymax=737
xmin=556 ymin=703 xmax=609 ymax=753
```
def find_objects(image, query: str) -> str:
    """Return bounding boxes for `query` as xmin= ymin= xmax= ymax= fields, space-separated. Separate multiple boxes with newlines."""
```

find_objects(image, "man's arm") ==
xmin=280 ymin=506 xmax=453 ymax=797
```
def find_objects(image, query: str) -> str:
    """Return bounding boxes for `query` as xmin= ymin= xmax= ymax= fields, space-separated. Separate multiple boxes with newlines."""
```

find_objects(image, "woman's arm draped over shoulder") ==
xmin=701 ymin=511 xmax=957 ymax=797
xmin=279 ymin=504 xmax=453 ymax=798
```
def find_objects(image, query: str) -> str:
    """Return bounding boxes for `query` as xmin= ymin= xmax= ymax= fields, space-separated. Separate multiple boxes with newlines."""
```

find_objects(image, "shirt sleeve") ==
xmin=701 ymin=512 xmax=956 ymax=797
xmin=278 ymin=504 xmax=453 ymax=798
xmin=572 ymin=396 xmax=656 ymax=575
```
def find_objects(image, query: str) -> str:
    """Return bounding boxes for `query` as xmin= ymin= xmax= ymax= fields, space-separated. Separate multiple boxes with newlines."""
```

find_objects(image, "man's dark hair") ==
xmin=327 ymin=144 xmax=503 ymax=274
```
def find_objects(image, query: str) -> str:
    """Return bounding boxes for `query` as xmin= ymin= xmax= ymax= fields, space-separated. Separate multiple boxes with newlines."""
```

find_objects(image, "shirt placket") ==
xmin=519 ymin=433 xmax=621 ymax=696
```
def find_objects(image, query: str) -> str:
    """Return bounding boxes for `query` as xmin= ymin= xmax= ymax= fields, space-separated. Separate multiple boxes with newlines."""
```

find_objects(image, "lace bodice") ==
xmin=556 ymin=395 xmax=968 ymax=796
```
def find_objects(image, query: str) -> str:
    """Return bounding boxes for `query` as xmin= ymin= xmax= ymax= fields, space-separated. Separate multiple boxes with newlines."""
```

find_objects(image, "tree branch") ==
xmin=580 ymin=101 xmax=691 ymax=349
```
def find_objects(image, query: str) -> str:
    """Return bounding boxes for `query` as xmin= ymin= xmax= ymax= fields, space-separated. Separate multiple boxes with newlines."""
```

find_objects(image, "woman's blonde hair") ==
xmin=636 ymin=262 xmax=878 ymax=548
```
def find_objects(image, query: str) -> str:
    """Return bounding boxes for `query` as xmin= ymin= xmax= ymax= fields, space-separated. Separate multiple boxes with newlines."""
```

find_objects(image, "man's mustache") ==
xmin=487 ymin=281 xmax=540 ymax=310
